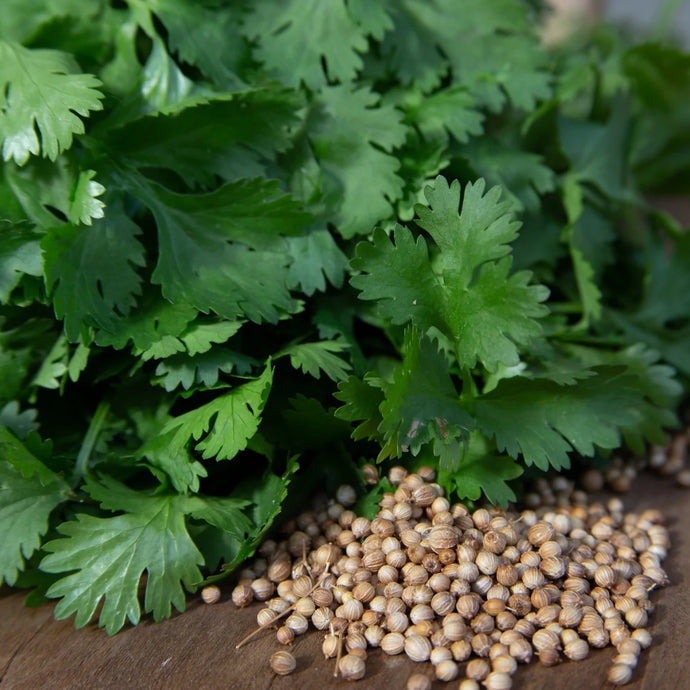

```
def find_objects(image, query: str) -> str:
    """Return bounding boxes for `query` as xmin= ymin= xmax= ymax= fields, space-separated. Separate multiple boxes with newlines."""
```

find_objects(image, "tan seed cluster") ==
xmin=230 ymin=466 xmax=669 ymax=686
xmin=576 ymin=429 xmax=690 ymax=496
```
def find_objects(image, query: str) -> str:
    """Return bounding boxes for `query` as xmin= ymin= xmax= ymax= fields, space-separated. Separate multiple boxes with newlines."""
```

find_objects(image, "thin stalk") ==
xmin=235 ymin=564 xmax=331 ymax=649
xmin=72 ymin=401 xmax=110 ymax=486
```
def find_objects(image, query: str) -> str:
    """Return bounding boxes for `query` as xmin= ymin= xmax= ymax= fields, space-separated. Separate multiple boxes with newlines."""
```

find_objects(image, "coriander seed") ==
xmin=270 ymin=650 xmax=296 ymax=675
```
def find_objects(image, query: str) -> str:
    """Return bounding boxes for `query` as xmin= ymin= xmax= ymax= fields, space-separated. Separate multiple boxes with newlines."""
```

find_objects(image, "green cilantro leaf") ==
xmin=41 ymin=482 xmax=205 ymax=635
xmin=0 ymin=41 xmax=103 ymax=165
xmin=231 ymin=455 xmax=299 ymax=567
xmin=0 ymin=429 xmax=69 ymax=586
xmin=334 ymin=374 xmax=385 ymax=443
xmin=94 ymin=291 xmax=197 ymax=351
xmin=351 ymin=225 xmax=445 ymax=331
xmin=381 ymin=0 xmax=550 ymax=109
xmin=404 ymin=86 xmax=485 ymax=145
xmin=161 ymin=366 xmax=273 ymax=461
xmin=103 ymin=38 xmax=197 ymax=121
xmin=138 ymin=321 xmax=242 ymax=361
xmin=183 ymin=495 xmax=252 ymax=540
xmin=0 ymin=222 xmax=43 ymax=303
xmin=612 ymin=233 xmax=690 ymax=376
xmin=147 ymin=0 xmax=246 ymax=90
xmin=127 ymin=176 xmax=309 ymax=323
xmin=0 ymin=462 xmax=69 ymax=586
xmin=475 ymin=368 xmax=641 ymax=471
xmin=0 ymin=426 xmax=61 ymax=486
xmin=461 ymin=138 xmax=556 ymax=213
xmin=440 ymin=432 xmax=522 ymax=507
xmin=559 ymin=99 xmax=636 ymax=202
xmin=0 ymin=402 xmax=39 ymax=439
xmin=105 ymin=89 xmax=302 ymax=186
xmin=243 ymin=0 xmax=371 ymax=89
xmin=67 ymin=170 xmax=105 ymax=226
xmin=352 ymin=177 xmax=549 ymax=371
xmin=286 ymin=229 xmax=349 ymax=296
xmin=30 ymin=335 xmax=69 ymax=391
xmin=154 ymin=348 xmax=253 ymax=392
xmin=308 ymin=85 xmax=407 ymax=238
xmin=279 ymin=341 xmax=352 ymax=382
xmin=378 ymin=330 xmax=474 ymax=460
xmin=139 ymin=431 xmax=207 ymax=493
xmin=562 ymin=343 xmax=682 ymax=453
xmin=42 ymin=197 xmax=146 ymax=341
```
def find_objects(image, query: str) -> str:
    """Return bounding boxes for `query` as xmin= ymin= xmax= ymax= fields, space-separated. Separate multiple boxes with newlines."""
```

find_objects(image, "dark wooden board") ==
xmin=1 ymin=472 xmax=688 ymax=690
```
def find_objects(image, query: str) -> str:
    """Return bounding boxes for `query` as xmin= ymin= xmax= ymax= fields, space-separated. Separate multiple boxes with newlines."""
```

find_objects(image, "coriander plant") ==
xmin=0 ymin=0 xmax=689 ymax=634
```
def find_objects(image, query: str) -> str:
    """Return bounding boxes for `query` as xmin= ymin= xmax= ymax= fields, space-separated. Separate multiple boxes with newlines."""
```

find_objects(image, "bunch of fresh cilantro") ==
xmin=1 ymin=0 xmax=689 ymax=635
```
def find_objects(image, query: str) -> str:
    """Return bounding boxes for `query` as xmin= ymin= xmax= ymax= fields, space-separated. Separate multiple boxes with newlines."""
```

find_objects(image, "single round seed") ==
xmin=406 ymin=673 xmax=432 ymax=690
xmin=471 ymin=633 xmax=492 ymax=657
xmin=532 ymin=629 xmax=560 ymax=652
xmin=251 ymin=577 xmax=275 ymax=601
xmin=270 ymin=650 xmax=296 ymax=675
xmin=607 ymin=663 xmax=633 ymax=685
xmin=381 ymin=632 xmax=406 ymax=655
xmin=201 ymin=585 xmax=221 ymax=604
xmin=540 ymin=556 xmax=567 ymax=579
xmin=256 ymin=608 xmax=276 ymax=627
xmin=457 ymin=594 xmax=481 ymax=619
xmin=267 ymin=557 xmax=292 ymax=583
xmin=285 ymin=613 xmax=308 ymax=635
xmin=588 ymin=628 xmax=610 ymax=648
xmin=492 ymin=654 xmax=518 ymax=674
xmin=338 ymin=654 xmax=366 ymax=681
xmin=295 ymin=596 xmax=315 ymax=617
xmin=510 ymin=638 xmax=533 ymax=664
xmin=563 ymin=639 xmax=589 ymax=661
xmin=450 ymin=639 xmax=472 ymax=662
xmin=346 ymin=632 xmax=367 ymax=652
xmin=386 ymin=611 xmax=409 ymax=633
xmin=631 ymin=628 xmax=652 ymax=649
xmin=617 ymin=639 xmax=641 ymax=657
xmin=483 ymin=531 xmax=508 ymax=554
xmin=523 ymin=568 xmax=546 ymax=590
xmin=528 ymin=521 xmax=555 ymax=546
xmin=459 ymin=681 xmax=480 ymax=690
xmin=594 ymin=565 xmax=617 ymax=588
xmin=496 ymin=564 xmax=519 ymax=587
xmin=428 ymin=526 xmax=459 ymax=552
xmin=342 ymin=598 xmax=364 ymax=621
xmin=405 ymin=634 xmax=432 ymax=662
xmin=484 ymin=671 xmax=513 ymax=690
xmin=231 ymin=583 xmax=253 ymax=607
xmin=483 ymin=598 xmax=507 ymax=616
xmin=336 ymin=484 xmax=357 ymax=506
xmin=431 ymin=591 xmax=455 ymax=616
xmin=429 ymin=646 xmax=452 ymax=665
xmin=538 ymin=647 xmax=561 ymax=666
xmin=625 ymin=606 xmax=648 ymax=629
xmin=466 ymin=658 xmax=491 ymax=681
xmin=276 ymin=626 xmax=294 ymax=645
xmin=412 ymin=485 xmax=437 ymax=507
xmin=434 ymin=659 xmax=458 ymax=681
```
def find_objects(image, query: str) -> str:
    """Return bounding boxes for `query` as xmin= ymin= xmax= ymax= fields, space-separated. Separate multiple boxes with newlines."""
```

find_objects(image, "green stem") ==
xmin=73 ymin=401 xmax=110 ymax=486
xmin=549 ymin=302 xmax=583 ymax=314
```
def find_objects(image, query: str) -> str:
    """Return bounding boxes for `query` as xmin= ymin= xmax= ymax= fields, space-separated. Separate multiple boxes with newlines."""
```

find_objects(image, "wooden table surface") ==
xmin=1 ymin=471 xmax=687 ymax=690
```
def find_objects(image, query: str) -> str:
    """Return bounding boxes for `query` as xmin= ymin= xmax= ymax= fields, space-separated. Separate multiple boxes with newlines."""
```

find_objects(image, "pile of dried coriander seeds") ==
xmin=214 ymin=463 xmax=671 ymax=688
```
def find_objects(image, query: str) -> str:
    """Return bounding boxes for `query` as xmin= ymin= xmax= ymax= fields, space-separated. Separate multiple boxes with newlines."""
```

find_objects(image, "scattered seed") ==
xmin=270 ymin=650 xmax=296 ymax=675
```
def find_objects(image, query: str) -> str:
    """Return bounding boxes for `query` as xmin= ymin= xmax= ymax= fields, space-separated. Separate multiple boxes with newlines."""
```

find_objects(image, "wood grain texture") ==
xmin=1 ymin=472 xmax=687 ymax=690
